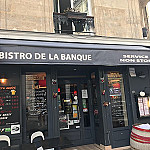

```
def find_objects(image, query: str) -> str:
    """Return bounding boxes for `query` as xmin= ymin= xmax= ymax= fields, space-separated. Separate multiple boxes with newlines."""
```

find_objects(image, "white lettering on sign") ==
xmin=123 ymin=55 xmax=149 ymax=59
xmin=49 ymin=54 xmax=59 ymax=60
xmin=61 ymin=54 xmax=92 ymax=61
xmin=120 ymin=54 xmax=150 ymax=63
xmin=120 ymin=59 xmax=135 ymax=62
xmin=0 ymin=52 xmax=92 ymax=62
xmin=35 ymin=53 xmax=46 ymax=60
xmin=0 ymin=52 xmax=33 ymax=60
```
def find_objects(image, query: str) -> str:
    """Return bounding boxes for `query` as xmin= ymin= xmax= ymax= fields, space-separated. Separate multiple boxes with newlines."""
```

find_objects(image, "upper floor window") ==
xmin=54 ymin=0 xmax=91 ymax=15
xmin=53 ymin=0 xmax=94 ymax=34
xmin=142 ymin=2 xmax=150 ymax=39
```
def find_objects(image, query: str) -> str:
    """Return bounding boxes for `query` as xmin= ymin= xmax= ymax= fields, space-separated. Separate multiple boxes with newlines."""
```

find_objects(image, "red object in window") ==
xmin=58 ymin=88 xmax=60 ymax=92
xmin=102 ymin=90 xmax=105 ymax=95
xmin=74 ymin=91 xmax=77 ymax=95
xmin=39 ymin=80 xmax=46 ymax=88
xmin=112 ymin=83 xmax=120 ymax=88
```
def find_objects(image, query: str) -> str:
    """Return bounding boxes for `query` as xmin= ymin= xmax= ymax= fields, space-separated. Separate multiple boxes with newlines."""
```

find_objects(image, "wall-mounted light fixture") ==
xmin=0 ymin=74 xmax=7 ymax=84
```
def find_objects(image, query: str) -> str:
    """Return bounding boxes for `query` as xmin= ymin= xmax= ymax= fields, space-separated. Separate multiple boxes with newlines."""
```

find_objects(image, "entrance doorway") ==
xmin=104 ymin=70 xmax=132 ymax=148
xmin=58 ymin=79 xmax=94 ymax=147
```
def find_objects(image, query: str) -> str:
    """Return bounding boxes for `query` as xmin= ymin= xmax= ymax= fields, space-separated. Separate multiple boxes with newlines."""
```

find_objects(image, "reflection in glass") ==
xmin=91 ymin=72 xmax=99 ymax=127
xmin=25 ymin=72 xmax=47 ymax=137
xmin=138 ymin=97 xmax=150 ymax=117
xmin=73 ymin=0 xmax=89 ymax=14
xmin=81 ymin=83 xmax=90 ymax=127
xmin=58 ymin=83 xmax=80 ymax=130
xmin=107 ymin=72 xmax=128 ymax=128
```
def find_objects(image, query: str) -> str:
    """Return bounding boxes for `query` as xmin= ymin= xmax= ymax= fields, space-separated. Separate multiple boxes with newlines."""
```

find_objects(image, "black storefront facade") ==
xmin=1 ymin=37 xmax=150 ymax=149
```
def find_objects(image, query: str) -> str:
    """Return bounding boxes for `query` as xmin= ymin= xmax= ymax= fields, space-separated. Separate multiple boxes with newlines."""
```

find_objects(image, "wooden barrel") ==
xmin=130 ymin=124 xmax=150 ymax=150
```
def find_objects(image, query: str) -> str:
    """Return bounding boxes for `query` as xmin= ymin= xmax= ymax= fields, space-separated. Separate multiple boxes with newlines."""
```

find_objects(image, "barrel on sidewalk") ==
xmin=130 ymin=124 xmax=150 ymax=150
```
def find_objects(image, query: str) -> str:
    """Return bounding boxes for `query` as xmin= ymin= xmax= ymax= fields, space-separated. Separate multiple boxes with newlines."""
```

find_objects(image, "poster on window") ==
xmin=138 ymin=97 xmax=150 ymax=117
xmin=82 ymin=89 xmax=88 ymax=98
xmin=59 ymin=111 xmax=69 ymax=130
xmin=11 ymin=124 xmax=20 ymax=134
xmin=72 ymin=105 xmax=78 ymax=119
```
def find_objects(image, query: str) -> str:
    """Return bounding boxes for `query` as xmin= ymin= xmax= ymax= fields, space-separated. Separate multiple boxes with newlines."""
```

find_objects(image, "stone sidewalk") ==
xmin=62 ymin=144 xmax=131 ymax=150
xmin=62 ymin=144 xmax=101 ymax=150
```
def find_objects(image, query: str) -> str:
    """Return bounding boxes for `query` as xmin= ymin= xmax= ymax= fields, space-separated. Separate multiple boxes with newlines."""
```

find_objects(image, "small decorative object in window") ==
xmin=102 ymin=90 xmax=105 ymax=95
xmin=52 ymin=79 xmax=57 ymax=85
xmin=103 ymin=102 xmax=109 ymax=107
xmin=53 ymin=92 xmax=57 ymax=98
xmin=139 ymin=91 xmax=146 ymax=97
xmin=100 ymin=77 xmax=105 ymax=83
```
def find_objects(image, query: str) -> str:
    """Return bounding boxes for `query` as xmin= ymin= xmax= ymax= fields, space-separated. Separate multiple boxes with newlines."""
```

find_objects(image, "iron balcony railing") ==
xmin=53 ymin=12 xmax=94 ymax=34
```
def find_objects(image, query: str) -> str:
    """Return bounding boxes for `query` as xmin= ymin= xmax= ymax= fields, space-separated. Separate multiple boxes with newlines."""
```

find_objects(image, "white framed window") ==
xmin=54 ymin=0 xmax=92 ymax=15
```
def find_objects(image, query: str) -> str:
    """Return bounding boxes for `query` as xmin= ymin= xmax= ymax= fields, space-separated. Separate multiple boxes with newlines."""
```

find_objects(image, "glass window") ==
xmin=138 ymin=96 xmax=150 ymax=117
xmin=58 ymin=83 xmax=80 ymax=130
xmin=25 ymin=72 xmax=47 ymax=137
xmin=107 ymin=72 xmax=128 ymax=128
xmin=54 ymin=0 xmax=90 ymax=15
xmin=0 ymin=67 xmax=20 ymax=127
xmin=91 ymin=72 xmax=99 ymax=127
xmin=73 ymin=0 xmax=89 ymax=14
xmin=81 ymin=83 xmax=90 ymax=127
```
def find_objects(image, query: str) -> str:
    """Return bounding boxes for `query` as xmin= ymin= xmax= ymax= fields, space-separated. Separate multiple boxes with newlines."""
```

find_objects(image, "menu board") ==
xmin=138 ymin=97 xmax=150 ymax=117
xmin=111 ymin=97 xmax=125 ymax=117
xmin=34 ymin=88 xmax=47 ymax=115
xmin=26 ymin=88 xmax=47 ymax=116
xmin=0 ymin=86 xmax=20 ymax=126
xmin=107 ymin=72 xmax=128 ymax=128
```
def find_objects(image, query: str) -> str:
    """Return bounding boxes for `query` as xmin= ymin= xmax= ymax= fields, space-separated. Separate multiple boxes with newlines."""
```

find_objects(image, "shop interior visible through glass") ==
xmin=25 ymin=72 xmax=48 ymax=138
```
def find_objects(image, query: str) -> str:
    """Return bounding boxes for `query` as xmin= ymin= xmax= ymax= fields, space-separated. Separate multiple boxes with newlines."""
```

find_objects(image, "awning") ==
xmin=0 ymin=39 xmax=150 ymax=65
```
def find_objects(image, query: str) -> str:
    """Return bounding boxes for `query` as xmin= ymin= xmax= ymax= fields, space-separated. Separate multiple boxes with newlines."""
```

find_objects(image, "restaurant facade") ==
xmin=1 ymin=31 xmax=150 ymax=149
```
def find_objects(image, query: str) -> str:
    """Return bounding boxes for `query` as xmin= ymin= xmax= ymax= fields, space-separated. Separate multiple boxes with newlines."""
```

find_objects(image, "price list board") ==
xmin=138 ymin=97 xmax=150 ymax=117
xmin=111 ymin=97 xmax=125 ymax=119
xmin=0 ymin=86 xmax=20 ymax=126
xmin=27 ymin=88 xmax=47 ymax=115
xmin=34 ymin=88 xmax=47 ymax=115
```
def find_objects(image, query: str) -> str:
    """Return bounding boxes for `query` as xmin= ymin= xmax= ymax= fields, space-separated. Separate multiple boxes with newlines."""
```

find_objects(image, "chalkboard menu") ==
xmin=111 ymin=96 xmax=125 ymax=119
xmin=29 ymin=88 xmax=47 ymax=116
xmin=107 ymin=72 xmax=128 ymax=128
xmin=0 ymin=86 xmax=20 ymax=126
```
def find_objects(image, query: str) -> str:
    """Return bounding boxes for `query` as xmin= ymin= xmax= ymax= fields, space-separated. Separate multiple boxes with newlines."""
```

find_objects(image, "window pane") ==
xmin=81 ymin=83 xmax=90 ymax=127
xmin=91 ymin=72 xmax=99 ymax=127
xmin=107 ymin=72 xmax=128 ymax=128
xmin=58 ymin=83 xmax=80 ymax=130
xmin=26 ymin=72 xmax=47 ymax=137
xmin=138 ymin=97 xmax=150 ymax=117
xmin=73 ymin=0 xmax=89 ymax=14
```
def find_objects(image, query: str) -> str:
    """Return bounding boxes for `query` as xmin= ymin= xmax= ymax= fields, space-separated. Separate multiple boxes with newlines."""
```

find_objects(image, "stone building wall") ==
xmin=0 ymin=0 xmax=54 ymax=32
xmin=0 ymin=0 xmax=149 ymax=39
xmin=138 ymin=0 xmax=150 ymax=39
xmin=91 ymin=0 xmax=143 ymax=38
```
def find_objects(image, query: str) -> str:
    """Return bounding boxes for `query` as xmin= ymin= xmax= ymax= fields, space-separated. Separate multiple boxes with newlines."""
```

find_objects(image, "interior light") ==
xmin=0 ymin=74 xmax=7 ymax=84
xmin=1 ymin=78 xmax=6 ymax=83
